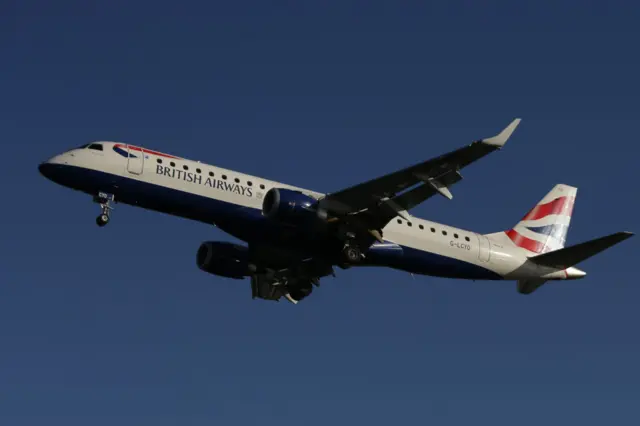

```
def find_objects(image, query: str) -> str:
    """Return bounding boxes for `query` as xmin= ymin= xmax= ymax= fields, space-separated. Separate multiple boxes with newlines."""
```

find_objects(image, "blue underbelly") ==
xmin=45 ymin=164 xmax=503 ymax=280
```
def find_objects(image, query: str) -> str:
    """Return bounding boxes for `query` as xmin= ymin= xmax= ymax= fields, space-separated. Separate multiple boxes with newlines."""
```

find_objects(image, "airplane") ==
xmin=38 ymin=119 xmax=634 ymax=304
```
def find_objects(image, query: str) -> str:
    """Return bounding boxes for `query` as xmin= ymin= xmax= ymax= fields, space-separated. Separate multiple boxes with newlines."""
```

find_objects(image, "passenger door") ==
xmin=126 ymin=145 xmax=144 ymax=175
xmin=477 ymin=234 xmax=491 ymax=262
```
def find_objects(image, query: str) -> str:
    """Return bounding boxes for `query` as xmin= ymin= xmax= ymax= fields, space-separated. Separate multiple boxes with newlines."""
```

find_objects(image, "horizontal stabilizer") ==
xmin=529 ymin=231 xmax=634 ymax=269
xmin=517 ymin=278 xmax=548 ymax=295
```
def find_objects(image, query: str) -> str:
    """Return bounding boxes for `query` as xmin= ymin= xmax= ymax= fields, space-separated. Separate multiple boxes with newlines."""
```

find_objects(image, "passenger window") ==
xmin=430 ymin=228 xmax=435 ymax=233
xmin=260 ymin=184 xmax=265 ymax=190
xmin=454 ymin=233 xmax=459 ymax=238
xmin=419 ymin=224 xmax=424 ymax=230
xmin=397 ymin=219 xmax=402 ymax=224
xmin=170 ymin=162 xmax=176 ymax=167
xmin=234 ymin=177 xmax=240 ymax=183
xmin=88 ymin=143 xmax=103 ymax=151
xmin=222 ymin=175 xmax=227 ymax=180
xmin=247 ymin=181 xmax=253 ymax=186
xmin=442 ymin=230 xmax=447 ymax=236
xmin=407 ymin=222 xmax=412 ymax=227
xmin=157 ymin=159 xmax=162 ymax=164
xmin=183 ymin=165 xmax=188 ymax=171
xmin=209 ymin=171 xmax=214 ymax=177
xmin=196 ymin=168 xmax=201 ymax=174
xmin=465 ymin=236 xmax=470 ymax=242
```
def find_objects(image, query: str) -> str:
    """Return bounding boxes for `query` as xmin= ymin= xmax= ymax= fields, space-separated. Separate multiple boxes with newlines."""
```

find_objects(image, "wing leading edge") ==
xmin=319 ymin=118 xmax=522 ymax=223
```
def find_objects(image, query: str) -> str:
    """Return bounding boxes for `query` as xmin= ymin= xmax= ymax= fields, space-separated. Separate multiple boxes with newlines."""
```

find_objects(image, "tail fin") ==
xmin=490 ymin=184 xmax=634 ymax=295
xmin=490 ymin=184 xmax=577 ymax=255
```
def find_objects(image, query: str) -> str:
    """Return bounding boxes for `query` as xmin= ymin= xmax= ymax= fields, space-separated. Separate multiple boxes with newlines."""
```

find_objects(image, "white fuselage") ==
xmin=39 ymin=142 xmax=583 ymax=283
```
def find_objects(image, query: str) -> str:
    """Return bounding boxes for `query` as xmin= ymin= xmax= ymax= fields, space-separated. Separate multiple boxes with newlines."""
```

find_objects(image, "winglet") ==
xmin=482 ymin=118 xmax=522 ymax=148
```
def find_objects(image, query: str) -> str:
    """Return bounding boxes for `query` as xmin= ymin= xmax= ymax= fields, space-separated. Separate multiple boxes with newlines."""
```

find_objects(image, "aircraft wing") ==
xmin=319 ymin=119 xmax=522 ymax=222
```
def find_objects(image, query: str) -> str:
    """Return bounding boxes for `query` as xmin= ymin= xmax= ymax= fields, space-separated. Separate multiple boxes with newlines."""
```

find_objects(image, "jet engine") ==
xmin=261 ymin=188 xmax=327 ymax=226
xmin=196 ymin=241 xmax=251 ymax=279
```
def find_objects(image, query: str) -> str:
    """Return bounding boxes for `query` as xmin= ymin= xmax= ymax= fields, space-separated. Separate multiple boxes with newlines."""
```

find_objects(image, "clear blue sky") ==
xmin=1 ymin=1 xmax=639 ymax=424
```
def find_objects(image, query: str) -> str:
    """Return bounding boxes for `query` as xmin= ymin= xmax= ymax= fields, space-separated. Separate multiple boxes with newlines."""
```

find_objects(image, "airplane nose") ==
xmin=38 ymin=161 xmax=49 ymax=177
xmin=38 ymin=160 xmax=62 ymax=182
xmin=38 ymin=161 xmax=57 ymax=180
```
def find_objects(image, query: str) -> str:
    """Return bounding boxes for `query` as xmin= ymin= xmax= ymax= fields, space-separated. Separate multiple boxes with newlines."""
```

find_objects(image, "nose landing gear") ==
xmin=93 ymin=192 xmax=114 ymax=227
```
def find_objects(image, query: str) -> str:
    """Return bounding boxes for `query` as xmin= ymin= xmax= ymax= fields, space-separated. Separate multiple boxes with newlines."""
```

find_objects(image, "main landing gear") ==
xmin=340 ymin=242 xmax=364 ymax=267
xmin=336 ymin=227 xmax=365 ymax=266
xmin=342 ymin=244 xmax=362 ymax=263
xmin=93 ymin=192 xmax=114 ymax=227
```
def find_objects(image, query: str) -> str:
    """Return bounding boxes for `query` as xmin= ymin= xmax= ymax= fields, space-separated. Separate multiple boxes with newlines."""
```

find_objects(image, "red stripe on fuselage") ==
xmin=113 ymin=143 xmax=179 ymax=159
xmin=521 ymin=196 xmax=575 ymax=221
xmin=505 ymin=229 xmax=546 ymax=253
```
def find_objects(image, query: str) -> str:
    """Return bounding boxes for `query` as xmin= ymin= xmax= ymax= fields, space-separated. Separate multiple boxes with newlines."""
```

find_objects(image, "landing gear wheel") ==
xmin=342 ymin=245 xmax=362 ymax=264
xmin=93 ymin=192 xmax=115 ymax=227
xmin=96 ymin=214 xmax=110 ymax=227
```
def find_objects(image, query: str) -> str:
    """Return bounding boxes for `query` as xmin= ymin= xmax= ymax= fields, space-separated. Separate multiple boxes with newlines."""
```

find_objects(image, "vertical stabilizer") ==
xmin=492 ymin=184 xmax=577 ymax=255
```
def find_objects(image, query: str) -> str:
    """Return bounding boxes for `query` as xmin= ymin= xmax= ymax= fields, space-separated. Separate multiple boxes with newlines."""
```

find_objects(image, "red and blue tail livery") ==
xmin=504 ymin=185 xmax=577 ymax=254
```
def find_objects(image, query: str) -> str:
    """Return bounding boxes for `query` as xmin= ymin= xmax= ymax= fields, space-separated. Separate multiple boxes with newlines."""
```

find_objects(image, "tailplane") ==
xmin=516 ymin=231 xmax=633 ymax=294
xmin=528 ymin=231 xmax=634 ymax=270
xmin=487 ymin=184 xmax=577 ymax=255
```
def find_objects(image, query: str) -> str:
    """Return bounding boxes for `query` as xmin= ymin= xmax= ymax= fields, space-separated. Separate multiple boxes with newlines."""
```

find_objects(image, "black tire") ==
xmin=96 ymin=214 xmax=109 ymax=227
xmin=343 ymin=246 xmax=361 ymax=263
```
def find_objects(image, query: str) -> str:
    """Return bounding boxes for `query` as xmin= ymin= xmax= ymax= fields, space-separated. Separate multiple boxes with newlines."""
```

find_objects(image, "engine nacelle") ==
xmin=196 ymin=241 xmax=251 ymax=279
xmin=262 ymin=188 xmax=326 ymax=226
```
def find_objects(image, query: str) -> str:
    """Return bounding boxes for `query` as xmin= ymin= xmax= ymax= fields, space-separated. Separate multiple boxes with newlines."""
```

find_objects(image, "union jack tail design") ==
xmin=502 ymin=184 xmax=577 ymax=254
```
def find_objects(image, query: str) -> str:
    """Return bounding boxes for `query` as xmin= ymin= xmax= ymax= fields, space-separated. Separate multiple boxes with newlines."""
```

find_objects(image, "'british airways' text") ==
xmin=156 ymin=165 xmax=253 ymax=197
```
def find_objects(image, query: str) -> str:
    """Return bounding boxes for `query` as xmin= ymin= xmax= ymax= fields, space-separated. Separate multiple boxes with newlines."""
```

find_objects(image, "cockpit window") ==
xmin=88 ymin=143 xmax=103 ymax=151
